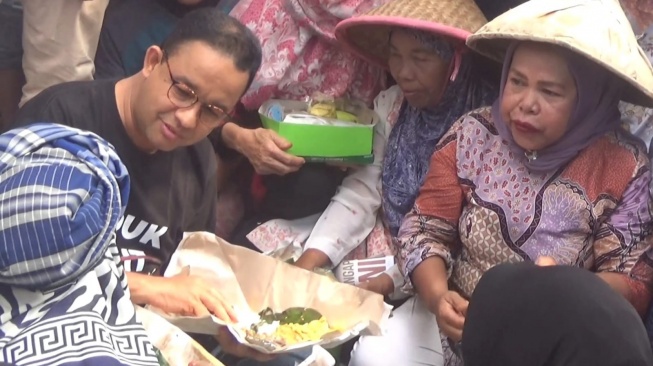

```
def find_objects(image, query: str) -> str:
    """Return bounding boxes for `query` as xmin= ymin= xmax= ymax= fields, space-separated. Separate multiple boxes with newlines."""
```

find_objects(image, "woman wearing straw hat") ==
xmin=241 ymin=0 xmax=496 ymax=301
xmin=377 ymin=0 xmax=653 ymax=365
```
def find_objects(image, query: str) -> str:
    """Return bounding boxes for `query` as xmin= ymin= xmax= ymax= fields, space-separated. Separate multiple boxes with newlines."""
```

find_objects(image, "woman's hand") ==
xmin=223 ymin=124 xmax=304 ymax=175
xmin=432 ymin=291 xmax=468 ymax=342
xmin=535 ymin=256 xmax=557 ymax=266
xmin=358 ymin=273 xmax=394 ymax=296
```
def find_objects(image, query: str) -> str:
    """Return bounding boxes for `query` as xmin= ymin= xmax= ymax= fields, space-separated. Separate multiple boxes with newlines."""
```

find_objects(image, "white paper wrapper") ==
xmin=136 ymin=306 xmax=225 ymax=366
xmin=151 ymin=232 xmax=392 ymax=354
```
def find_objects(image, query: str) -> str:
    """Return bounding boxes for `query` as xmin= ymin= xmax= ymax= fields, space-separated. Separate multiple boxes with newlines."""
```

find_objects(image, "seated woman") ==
xmin=243 ymin=0 xmax=496 ymax=291
xmin=350 ymin=0 xmax=653 ymax=365
xmin=0 ymin=124 xmax=159 ymax=366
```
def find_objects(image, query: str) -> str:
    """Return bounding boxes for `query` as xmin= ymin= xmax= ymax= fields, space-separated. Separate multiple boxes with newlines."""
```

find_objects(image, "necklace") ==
xmin=525 ymin=150 xmax=538 ymax=162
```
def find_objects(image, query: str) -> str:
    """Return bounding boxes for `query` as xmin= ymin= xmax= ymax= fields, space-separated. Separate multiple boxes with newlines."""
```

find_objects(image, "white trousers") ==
xmin=20 ymin=0 xmax=109 ymax=105
xmin=349 ymin=296 xmax=444 ymax=366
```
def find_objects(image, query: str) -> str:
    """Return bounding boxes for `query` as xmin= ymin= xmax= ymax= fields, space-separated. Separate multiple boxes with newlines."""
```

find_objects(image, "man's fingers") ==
xmin=191 ymin=300 xmax=211 ymax=318
xmin=201 ymin=292 xmax=237 ymax=323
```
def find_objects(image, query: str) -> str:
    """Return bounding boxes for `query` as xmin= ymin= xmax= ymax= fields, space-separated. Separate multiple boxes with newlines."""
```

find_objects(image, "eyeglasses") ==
xmin=162 ymin=52 xmax=231 ymax=127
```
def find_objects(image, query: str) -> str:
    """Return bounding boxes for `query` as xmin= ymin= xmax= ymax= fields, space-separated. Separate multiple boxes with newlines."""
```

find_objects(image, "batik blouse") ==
xmin=398 ymin=107 xmax=653 ymax=313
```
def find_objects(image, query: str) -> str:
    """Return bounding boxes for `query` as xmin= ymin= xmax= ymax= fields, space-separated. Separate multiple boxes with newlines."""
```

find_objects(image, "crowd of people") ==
xmin=1 ymin=0 xmax=653 ymax=365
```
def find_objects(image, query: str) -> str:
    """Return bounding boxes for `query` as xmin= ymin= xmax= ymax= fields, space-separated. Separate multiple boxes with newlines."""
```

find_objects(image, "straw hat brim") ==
xmin=335 ymin=0 xmax=487 ymax=69
xmin=466 ymin=0 xmax=653 ymax=108
xmin=468 ymin=35 xmax=653 ymax=108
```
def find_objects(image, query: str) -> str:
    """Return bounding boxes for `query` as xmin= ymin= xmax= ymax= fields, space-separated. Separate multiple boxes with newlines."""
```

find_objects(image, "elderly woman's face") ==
xmin=388 ymin=30 xmax=450 ymax=109
xmin=500 ymin=42 xmax=577 ymax=152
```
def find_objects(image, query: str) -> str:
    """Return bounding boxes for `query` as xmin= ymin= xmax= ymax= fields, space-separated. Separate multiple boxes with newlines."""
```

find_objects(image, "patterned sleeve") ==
xmin=595 ymin=166 xmax=653 ymax=312
xmin=397 ymin=125 xmax=465 ymax=290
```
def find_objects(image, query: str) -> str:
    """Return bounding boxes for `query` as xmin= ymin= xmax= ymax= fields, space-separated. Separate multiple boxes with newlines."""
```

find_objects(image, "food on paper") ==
xmin=243 ymin=307 xmax=341 ymax=348
xmin=159 ymin=232 xmax=392 ymax=355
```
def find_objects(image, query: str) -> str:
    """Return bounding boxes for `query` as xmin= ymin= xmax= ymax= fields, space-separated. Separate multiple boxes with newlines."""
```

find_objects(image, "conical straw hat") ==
xmin=466 ymin=0 xmax=653 ymax=107
xmin=335 ymin=0 xmax=487 ymax=69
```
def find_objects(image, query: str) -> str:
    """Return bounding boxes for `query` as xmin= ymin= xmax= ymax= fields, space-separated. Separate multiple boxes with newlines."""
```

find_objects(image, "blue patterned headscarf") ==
xmin=0 ymin=123 xmax=129 ymax=289
xmin=382 ymin=30 xmax=497 ymax=237
xmin=0 ymin=124 xmax=159 ymax=366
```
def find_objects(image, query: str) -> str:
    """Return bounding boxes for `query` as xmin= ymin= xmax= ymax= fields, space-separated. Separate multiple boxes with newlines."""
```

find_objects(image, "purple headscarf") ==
xmin=491 ymin=42 xmax=624 ymax=173
xmin=382 ymin=30 xmax=497 ymax=237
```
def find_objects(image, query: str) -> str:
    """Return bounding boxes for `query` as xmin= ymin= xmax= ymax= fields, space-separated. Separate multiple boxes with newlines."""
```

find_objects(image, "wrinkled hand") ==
xmin=240 ymin=128 xmax=304 ymax=175
xmin=535 ymin=256 xmax=557 ymax=266
xmin=357 ymin=274 xmax=394 ymax=296
xmin=433 ymin=291 xmax=468 ymax=342
xmin=147 ymin=271 xmax=237 ymax=323
xmin=214 ymin=327 xmax=276 ymax=362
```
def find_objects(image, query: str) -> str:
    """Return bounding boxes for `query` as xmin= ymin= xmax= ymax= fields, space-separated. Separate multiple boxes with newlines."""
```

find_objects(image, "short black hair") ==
xmin=161 ymin=8 xmax=262 ymax=94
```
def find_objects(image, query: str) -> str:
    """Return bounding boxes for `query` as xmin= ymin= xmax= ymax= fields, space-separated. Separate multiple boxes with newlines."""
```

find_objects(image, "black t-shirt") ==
xmin=13 ymin=79 xmax=217 ymax=275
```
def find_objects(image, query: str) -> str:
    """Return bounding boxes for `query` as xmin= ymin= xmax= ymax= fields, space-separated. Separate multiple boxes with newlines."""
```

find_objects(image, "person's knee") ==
xmin=348 ymin=337 xmax=392 ymax=366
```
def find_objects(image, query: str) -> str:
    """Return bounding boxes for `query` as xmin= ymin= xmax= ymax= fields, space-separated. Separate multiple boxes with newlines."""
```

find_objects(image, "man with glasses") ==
xmin=11 ymin=9 xmax=264 ymax=358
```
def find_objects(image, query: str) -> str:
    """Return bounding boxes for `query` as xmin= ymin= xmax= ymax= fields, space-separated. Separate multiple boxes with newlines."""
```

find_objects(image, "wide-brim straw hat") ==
xmin=335 ymin=0 xmax=488 ymax=69
xmin=466 ymin=0 xmax=653 ymax=107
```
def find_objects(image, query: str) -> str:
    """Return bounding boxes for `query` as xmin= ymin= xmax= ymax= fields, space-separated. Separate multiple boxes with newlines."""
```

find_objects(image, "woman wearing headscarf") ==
xmin=243 ymin=0 xmax=496 ymax=294
xmin=463 ymin=262 xmax=653 ymax=366
xmin=0 ymin=124 xmax=159 ymax=366
xmin=384 ymin=0 xmax=653 ymax=365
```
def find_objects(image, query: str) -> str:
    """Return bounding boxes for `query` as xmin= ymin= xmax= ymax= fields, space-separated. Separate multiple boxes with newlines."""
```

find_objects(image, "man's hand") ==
xmin=432 ymin=291 xmax=468 ymax=342
xmin=215 ymin=328 xmax=276 ymax=362
xmin=223 ymin=124 xmax=304 ymax=175
xmin=357 ymin=274 xmax=394 ymax=296
xmin=127 ymin=271 xmax=237 ymax=323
